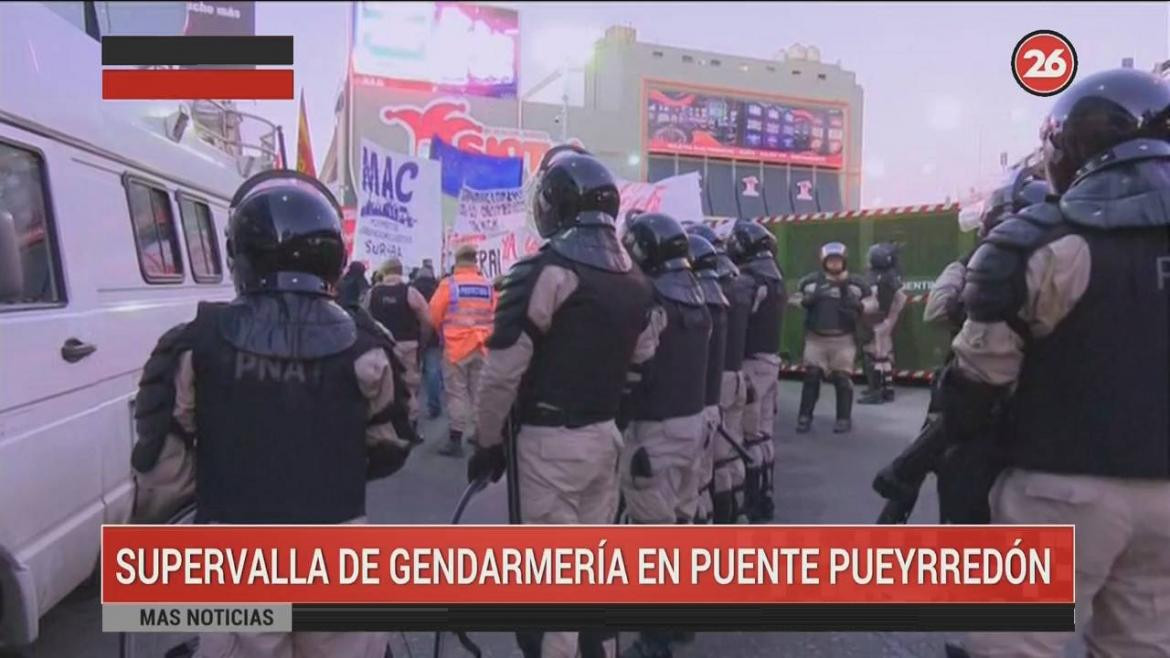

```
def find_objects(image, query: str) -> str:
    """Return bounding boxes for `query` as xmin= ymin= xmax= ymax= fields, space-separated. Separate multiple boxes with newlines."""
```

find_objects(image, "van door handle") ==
xmin=61 ymin=338 xmax=97 ymax=363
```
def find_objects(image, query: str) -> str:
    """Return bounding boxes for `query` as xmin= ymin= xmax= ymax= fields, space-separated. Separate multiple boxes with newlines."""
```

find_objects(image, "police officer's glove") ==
xmin=467 ymin=443 xmax=506 ymax=484
xmin=939 ymin=364 xmax=1008 ymax=443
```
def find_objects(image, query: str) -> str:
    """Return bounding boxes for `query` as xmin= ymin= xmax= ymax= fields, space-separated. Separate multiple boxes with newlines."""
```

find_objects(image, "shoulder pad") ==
xmin=131 ymin=322 xmax=198 ymax=472
xmin=982 ymin=203 xmax=1065 ymax=252
xmin=961 ymin=240 xmax=1029 ymax=326
xmin=848 ymin=275 xmax=872 ymax=296
xmin=797 ymin=273 xmax=820 ymax=289
xmin=486 ymin=251 xmax=549 ymax=350
xmin=653 ymin=269 xmax=706 ymax=307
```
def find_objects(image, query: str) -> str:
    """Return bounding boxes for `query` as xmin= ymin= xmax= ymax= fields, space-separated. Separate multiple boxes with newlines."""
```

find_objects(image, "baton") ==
xmin=433 ymin=479 xmax=489 ymax=658
xmin=716 ymin=424 xmax=756 ymax=466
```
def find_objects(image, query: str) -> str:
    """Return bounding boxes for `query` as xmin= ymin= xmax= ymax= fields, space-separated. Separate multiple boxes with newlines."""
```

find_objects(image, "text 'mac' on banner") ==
xmin=102 ymin=525 xmax=1075 ymax=634
xmin=101 ymin=36 xmax=293 ymax=100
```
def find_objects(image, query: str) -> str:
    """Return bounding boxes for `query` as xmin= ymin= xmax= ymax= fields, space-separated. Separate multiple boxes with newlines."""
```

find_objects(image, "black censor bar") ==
xmin=101 ymin=36 xmax=293 ymax=66
xmin=292 ymin=603 xmax=1073 ymax=633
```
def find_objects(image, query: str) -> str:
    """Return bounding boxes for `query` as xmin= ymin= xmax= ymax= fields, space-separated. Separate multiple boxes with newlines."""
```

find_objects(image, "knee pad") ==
xmin=830 ymin=370 xmax=853 ymax=390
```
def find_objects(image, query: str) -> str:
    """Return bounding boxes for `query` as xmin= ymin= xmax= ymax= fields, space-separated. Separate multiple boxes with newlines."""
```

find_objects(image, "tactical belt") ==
xmin=520 ymin=405 xmax=612 ymax=429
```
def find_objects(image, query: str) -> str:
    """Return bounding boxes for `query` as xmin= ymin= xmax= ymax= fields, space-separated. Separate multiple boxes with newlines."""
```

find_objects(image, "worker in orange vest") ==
xmin=430 ymin=245 xmax=496 ymax=456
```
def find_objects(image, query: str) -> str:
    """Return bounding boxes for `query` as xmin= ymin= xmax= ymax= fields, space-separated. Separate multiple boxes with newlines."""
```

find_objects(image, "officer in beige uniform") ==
xmin=795 ymin=243 xmax=872 ymax=434
xmin=726 ymin=221 xmax=786 ymax=523
xmin=619 ymin=213 xmax=711 ymax=529
xmin=131 ymin=171 xmax=415 ymax=658
xmin=924 ymin=165 xmax=1050 ymax=333
xmin=941 ymin=69 xmax=1170 ymax=658
xmin=686 ymin=223 xmax=754 ymax=525
xmin=858 ymin=242 xmax=907 ymax=404
xmin=470 ymin=146 xmax=654 ymax=658
xmin=366 ymin=257 xmax=432 ymax=430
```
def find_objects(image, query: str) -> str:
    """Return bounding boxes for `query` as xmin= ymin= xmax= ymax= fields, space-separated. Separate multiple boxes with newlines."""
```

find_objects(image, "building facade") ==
xmin=333 ymin=23 xmax=864 ymax=217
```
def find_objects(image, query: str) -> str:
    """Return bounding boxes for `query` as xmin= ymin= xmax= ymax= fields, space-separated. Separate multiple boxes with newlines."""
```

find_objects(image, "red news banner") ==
xmin=103 ymin=525 xmax=1072 ymax=606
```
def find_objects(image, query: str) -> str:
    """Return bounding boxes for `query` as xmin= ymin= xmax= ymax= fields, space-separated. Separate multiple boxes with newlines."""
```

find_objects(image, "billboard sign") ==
xmin=646 ymin=87 xmax=845 ymax=168
xmin=353 ymin=1 xmax=519 ymax=98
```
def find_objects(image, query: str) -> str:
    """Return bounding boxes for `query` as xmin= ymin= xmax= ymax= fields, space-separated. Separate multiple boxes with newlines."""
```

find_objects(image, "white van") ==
xmin=0 ymin=3 xmax=279 ymax=647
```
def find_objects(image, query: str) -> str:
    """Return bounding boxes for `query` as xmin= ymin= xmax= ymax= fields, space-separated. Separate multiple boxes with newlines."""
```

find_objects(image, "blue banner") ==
xmin=429 ymin=137 xmax=524 ymax=198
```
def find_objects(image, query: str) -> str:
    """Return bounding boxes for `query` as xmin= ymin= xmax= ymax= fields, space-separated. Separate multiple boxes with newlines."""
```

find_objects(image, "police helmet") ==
xmin=622 ymin=212 xmax=691 ymax=274
xmin=727 ymin=221 xmax=777 ymax=265
xmin=226 ymin=169 xmax=346 ymax=295
xmin=978 ymin=164 xmax=1052 ymax=236
xmin=820 ymin=242 xmax=848 ymax=269
xmin=684 ymin=223 xmax=724 ymax=250
xmin=686 ymin=234 xmax=720 ymax=278
xmin=533 ymin=146 xmax=620 ymax=238
xmin=1040 ymin=68 xmax=1170 ymax=193
xmin=867 ymin=242 xmax=899 ymax=271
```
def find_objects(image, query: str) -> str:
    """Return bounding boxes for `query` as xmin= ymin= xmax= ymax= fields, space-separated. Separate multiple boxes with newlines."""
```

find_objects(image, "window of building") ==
xmin=682 ymin=54 xmax=694 ymax=63
xmin=177 ymin=194 xmax=222 ymax=283
xmin=818 ymin=73 xmax=828 ymax=80
xmin=652 ymin=50 xmax=664 ymax=58
xmin=710 ymin=59 xmax=722 ymax=67
xmin=125 ymin=178 xmax=184 ymax=283
xmin=766 ymin=65 xmax=776 ymax=72
xmin=0 ymin=141 xmax=65 ymax=308
xmin=792 ymin=69 xmax=802 ymax=75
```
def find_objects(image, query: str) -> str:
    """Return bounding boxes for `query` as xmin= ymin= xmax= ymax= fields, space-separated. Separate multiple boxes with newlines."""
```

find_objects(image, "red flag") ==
xmin=296 ymin=89 xmax=317 ymax=177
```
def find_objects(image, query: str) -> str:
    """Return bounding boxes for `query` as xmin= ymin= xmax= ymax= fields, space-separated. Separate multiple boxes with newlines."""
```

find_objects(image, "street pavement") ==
xmin=15 ymin=381 xmax=1055 ymax=658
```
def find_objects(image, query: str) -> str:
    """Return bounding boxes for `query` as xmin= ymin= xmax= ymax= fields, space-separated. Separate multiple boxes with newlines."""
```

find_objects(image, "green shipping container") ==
xmin=717 ymin=203 xmax=976 ymax=383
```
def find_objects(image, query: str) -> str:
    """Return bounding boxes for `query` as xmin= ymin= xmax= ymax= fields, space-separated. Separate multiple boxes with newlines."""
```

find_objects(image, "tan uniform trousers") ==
xmin=863 ymin=323 xmax=896 ymax=361
xmin=394 ymin=339 xmax=421 ymax=422
xmin=196 ymin=632 xmax=388 ymax=658
xmin=442 ymin=351 xmax=483 ymax=435
xmin=715 ymin=371 xmax=749 ymax=521
xmin=621 ymin=412 xmax=706 ymax=524
xmin=802 ymin=333 xmax=857 ymax=374
xmin=742 ymin=356 xmax=780 ymax=469
xmin=679 ymin=405 xmax=720 ymax=523
xmin=965 ymin=468 xmax=1170 ymax=658
xmin=196 ymin=521 xmax=387 ymax=658
xmin=517 ymin=421 xmax=623 ymax=658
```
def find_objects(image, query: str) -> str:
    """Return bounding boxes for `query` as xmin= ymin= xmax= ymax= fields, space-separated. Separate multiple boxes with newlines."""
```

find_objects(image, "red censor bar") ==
xmin=102 ymin=525 xmax=1074 ymax=605
xmin=102 ymin=69 xmax=294 ymax=100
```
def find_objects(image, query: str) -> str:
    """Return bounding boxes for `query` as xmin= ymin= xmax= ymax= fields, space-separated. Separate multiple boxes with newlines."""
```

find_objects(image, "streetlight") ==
xmin=517 ymin=27 xmax=599 ymax=139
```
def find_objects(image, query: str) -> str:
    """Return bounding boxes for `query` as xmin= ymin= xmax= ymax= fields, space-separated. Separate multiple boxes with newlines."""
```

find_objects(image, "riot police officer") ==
xmin=682 ymin=234 xmax=728 ymax=524
xmin=858 ymin=242 xmax=907 ymax=404
xmin=619 ymin=213 xmax=711 ymax=658
xmin=687 ymin=224 xmax=754 ymax=524
xmin=471 ymin=146 xmax=654 ymax=658
xmin=130 ymin=170 xmax=414 ymax=658
xmin=795 ymin=243 xmax=871 ymax=434
xmin=942 ymin=68 xmax=1170 ymax=657
xmin=726 ymin=221 xmax=786 ymax=523
xmin=923 ymin=164 xmax=1050 ymax=333
xmin=619 ymin=214 xmax=711 ymax=525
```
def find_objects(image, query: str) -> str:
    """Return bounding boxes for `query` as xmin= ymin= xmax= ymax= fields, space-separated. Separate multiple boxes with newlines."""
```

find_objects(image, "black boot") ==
xmin=742 ymin=467 xmax=760 ymax=522
xmin=858 ymin=361 xmax=884 ymax=405
xmin=713 ymin=491 xmax=735 ymax=524
xmin=882 ymin=371 xmax=896 ymax=402
xmin=832 ymin=371 xmax=853 ymax=434
xmin=437 ymin=430 xmax=464 ymax=456
xmin=757 ymin=453 xmax=775 ymax=522
xmin=797 ymin=367 xmax=822 ymax=432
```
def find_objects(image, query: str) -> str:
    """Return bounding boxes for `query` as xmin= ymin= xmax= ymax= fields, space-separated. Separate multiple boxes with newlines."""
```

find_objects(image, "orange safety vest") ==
xmin=429 ymin=266 xmax=496 ymax=363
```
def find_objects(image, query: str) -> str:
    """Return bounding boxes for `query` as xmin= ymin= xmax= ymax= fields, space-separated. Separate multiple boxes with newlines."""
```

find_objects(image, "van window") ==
xmin=126 ymin=178 xmax=184 ymax=282
xmin=178 ymin=195 xmax=223 ymax=283
xmin=0 ymin=142 xmax=65 ymax=308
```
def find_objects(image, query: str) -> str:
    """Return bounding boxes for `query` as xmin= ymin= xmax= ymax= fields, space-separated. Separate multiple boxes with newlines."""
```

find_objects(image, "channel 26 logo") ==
xmin=1012 ymin=30 xmax=1078 ymax=96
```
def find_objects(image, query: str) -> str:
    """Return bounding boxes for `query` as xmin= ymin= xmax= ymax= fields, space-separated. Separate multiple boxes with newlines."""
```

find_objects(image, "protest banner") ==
xmin=352 ymin=139 xmax=443 ymax=270
xmin=617 ymin=171 xmax=705 ymax=225
xmin=447 ymin=186 xmax=541 ymax=280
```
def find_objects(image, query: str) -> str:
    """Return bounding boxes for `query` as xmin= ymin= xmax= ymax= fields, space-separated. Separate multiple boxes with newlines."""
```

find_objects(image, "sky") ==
xmin=251 ymin=1 xmax=1170 ymax=207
